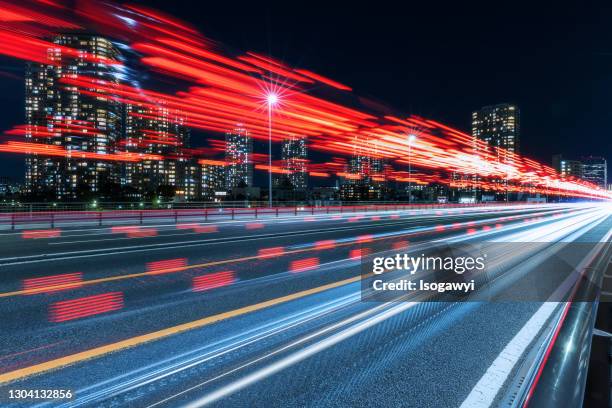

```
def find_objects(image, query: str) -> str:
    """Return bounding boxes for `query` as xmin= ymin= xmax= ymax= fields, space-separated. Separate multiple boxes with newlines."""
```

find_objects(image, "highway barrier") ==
xmin=0 ymin=201 xmax=536 ymax=230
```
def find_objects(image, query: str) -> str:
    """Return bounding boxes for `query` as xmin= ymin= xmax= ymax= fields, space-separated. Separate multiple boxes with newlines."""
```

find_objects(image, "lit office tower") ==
xmin=560 ymin=160 xmax=584 ymax=178
xmin=25 ymin=34 xmax=122 ymax=199
xmin=340 ymin=155 xmax=383 ymax=200
xmin=200 ymin=161 xmax=226 ymax=200
xmin=178 ymin=160 xmax=201 ymax=201
xmin=225 ymin=124 xmax=253 ymax=189
xmin=472 ymin=103 xmax=520 ymax=156
xmin=552 ymin=154 xmax=584 ymax=179
xmin=581 ymin=156 xmax=607 ymax=188
xmin=123 ymin=103 xmax=190 ymax=199
xmin=371 ymin=156 xmax=385 ymax=181
xmin=281 ymin=136 xmax=308 ymax=190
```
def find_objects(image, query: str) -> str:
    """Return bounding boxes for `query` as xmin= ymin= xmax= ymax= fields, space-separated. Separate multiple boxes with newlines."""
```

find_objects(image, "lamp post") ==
xmin=408 ymin=134 xmax=416 ymax=204
xmin=267 ymin=93 xmax=278 ymax=208
xmin=506 ymin=170 xmax=509 ymax=202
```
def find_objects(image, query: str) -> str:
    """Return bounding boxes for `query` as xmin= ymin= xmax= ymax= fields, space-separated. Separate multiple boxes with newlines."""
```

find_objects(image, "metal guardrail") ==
xmin=0 ymin=202 xmax=529 ymax=230
xmin=517 ymin=239 xmax=612 ymax=407
xmin=0 ymin=200 xmax=517 ymax=213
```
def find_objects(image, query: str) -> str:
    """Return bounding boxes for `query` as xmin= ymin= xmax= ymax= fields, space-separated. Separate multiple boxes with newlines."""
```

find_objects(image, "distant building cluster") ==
xmin=471 ymin=103 xmax=607 ymax=200
xmin=22 ymin=34 xmax=308 ymax=202
xmin=552 ymin=154 xmax=607 ymax=189
xmin=24 ymin=34 xmax=198 ymax=201
xmin=0 ymin=176 xmax=21 ymax=197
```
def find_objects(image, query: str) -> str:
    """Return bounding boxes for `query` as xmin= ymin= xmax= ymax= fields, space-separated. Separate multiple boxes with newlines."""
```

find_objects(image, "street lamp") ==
xmin=267 ymin=93 xmax=279 ymax=208
xmin=408 ymin=134 xmax=416 ymax=204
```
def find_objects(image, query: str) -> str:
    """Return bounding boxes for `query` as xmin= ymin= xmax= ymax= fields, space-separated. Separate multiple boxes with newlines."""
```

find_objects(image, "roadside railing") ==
xmin=0 ymin=201 xmax=535 ymax=231
xmin=0 ymin=200 xmax=528 ymax=213
xmin=513 ymin=239 xmax=612 ymax=408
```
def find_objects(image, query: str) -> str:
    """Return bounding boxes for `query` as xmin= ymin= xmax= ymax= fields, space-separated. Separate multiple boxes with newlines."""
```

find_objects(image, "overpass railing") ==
xmin=0 ymin=201 xmax=533 ymax=231
xmin=511 ymin=238 xmax=612 ymax=407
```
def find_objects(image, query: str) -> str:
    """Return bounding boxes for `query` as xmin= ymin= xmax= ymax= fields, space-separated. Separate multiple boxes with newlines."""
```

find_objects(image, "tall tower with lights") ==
xmin=123 ymin=103 xmax=190 ymax=199
xmin=472 ymin=103 xmax=520 ymax=156
xmin=471 ymin=103 xmax=520 ymax=200
xmin=25 ymin=34 xmax=122 ymax=200
xmin=280 ymin=135 xmax=308 ymax=190
xmin=224 ymin=124 xmax=253 ymax=189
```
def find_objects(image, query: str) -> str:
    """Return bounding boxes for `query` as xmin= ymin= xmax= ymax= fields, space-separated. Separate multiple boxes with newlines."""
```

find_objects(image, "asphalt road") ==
xmin=0 ymin=203 xmax=610 ymax=407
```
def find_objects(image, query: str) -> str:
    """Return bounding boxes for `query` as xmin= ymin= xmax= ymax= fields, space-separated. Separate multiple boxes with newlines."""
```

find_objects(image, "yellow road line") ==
xmin=0 ymin=232 xmax=395 ymax=298
xmin=0 ymin=275 xmax=361 ymax=384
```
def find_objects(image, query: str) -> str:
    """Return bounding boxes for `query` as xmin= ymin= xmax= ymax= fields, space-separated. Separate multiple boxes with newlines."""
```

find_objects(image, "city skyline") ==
xmin=0 ymin=3 xmax=608 ymax=202
xmin=0 ymin=4 xmax=611 ymax=408
xmin=1 ymin=2 xmax=611 ymax=184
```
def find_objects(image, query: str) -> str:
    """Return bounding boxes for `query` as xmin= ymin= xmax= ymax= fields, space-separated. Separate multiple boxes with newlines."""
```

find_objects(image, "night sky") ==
xmin=0 ymin=1 xmax=610 ymax=181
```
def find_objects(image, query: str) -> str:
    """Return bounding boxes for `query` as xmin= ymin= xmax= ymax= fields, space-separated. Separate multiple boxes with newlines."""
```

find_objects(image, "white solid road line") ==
xmin=460 ymin=213 xmax=612 ymax=408
xmin=459 ymin=302 xmax=560 ymax=408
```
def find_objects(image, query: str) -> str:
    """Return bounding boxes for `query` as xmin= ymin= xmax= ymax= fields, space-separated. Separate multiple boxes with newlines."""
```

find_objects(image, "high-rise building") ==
xmin=280 ymin=136 xmax=308 ymax=190
xmin=472 ymin=103 xmax=520 ymax=156
xmin=557 ymin=159 xmax=584 ymax=179
xmin=200 ymin=161 xmax=226 ymax=200
xmin=225 ymin=124 xmax=252 ymax=189
xmin=177 ymin=159 xmax=200 ymax=201
xmin=122 ymin=103 xmax=190 ymax=199
xmin=25 ymin=34 xmax=122 ymax=200
xmin=553 ymin=154 xmax=585 ymax=179
xmin=581 ymin=156 xmax=607 ymax=189
xmin=340 ymin=155 xmax=384 ymax=200
xmin=471 ymin=103 xmax=520 ymax=201
xmin=560 ymin=160 xmax=583 ymax=179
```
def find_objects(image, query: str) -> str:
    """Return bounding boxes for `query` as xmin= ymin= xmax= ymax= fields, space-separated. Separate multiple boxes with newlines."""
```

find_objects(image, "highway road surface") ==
xmin=0 ymin=203 xmax=610 ymax=407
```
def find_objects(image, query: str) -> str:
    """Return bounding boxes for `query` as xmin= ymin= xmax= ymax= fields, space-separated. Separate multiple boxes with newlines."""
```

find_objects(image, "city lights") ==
xmin=0 ymin=0 xmax=607 ymax=203
xmin=0 ymin=2 xmax=609 ymax=408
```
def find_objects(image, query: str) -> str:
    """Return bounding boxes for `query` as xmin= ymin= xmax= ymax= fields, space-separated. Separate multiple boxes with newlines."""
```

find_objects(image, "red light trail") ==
xmin=192 ymin=271 xmax=236 ymax=292
xmin=0 ymin=1 xmax=608 ymax=200
xmin=146 ymin=258 xmax=188 ymax=275
xmin=22 ymin=272 xmax=83 ymax=295
xmin=49 ymin=292 xmax=124 ymax=322
xmin=21 ymin=229 xmax=61 ymax=239
xmin=290 ymin=257 xmax=320 ymax=273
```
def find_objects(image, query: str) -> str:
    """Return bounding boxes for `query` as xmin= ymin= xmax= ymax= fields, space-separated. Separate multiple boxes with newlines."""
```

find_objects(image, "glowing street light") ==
xmin=267 ymin=93 xmax=279 ymax=106
xmin=267 ymin=92 xmax=279 ymax=208
xmin=408 ymin=134 xmax=416 ymax=204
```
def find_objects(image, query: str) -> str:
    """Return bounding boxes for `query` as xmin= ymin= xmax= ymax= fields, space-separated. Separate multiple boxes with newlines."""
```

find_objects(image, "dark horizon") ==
xmin=0 ymin=1 xmax=610 ymax=182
